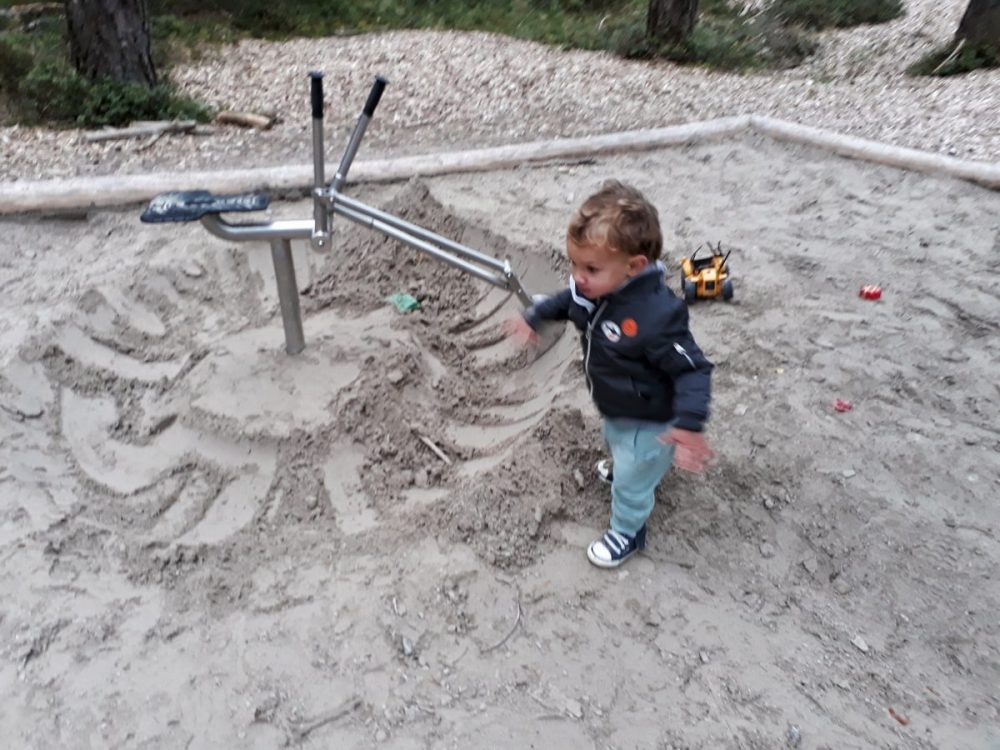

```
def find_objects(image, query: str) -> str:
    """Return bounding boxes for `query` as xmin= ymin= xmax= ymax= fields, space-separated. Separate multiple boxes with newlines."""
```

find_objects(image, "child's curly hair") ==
xmin=567 ymin=180 xmax=662 ymax=261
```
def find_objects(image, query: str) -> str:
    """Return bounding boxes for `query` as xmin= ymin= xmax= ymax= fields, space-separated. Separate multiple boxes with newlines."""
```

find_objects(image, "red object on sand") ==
xmin=834 ymin=400 xmax=853 ymax=412
xmin=859 ymin=285 xmax=882 ymax=300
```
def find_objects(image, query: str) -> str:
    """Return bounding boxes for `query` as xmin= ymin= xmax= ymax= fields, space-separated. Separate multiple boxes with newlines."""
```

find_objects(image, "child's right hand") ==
xmin=501 ymin=315 xmax=539 ymax=347
xmin=660 ymin=428 xmax=714 ymax=473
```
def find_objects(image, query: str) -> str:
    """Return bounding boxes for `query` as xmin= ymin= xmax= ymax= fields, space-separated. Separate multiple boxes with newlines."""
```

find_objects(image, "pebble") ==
xmin=759 ymin=542 xmax=776 ymax=558
xmin=387 ymin=369 xmax=405 ymax=385
xmin=699 ymin=651 xmax=710 ymax=664
xmin=763 ymin=496 xmax=776 ymax=510
xmin=851 ymin=635 xmax=870 ymax=653
xmin=787 ymin=725 xmax=802 ymax=747
xmin=734 ymin=404 xmax=749 ymax=416
xmin=564 ymin=698 xmax=583 ymax=719
xmin=305 ymin=495 xmax=318 ymax=510
xmin=572 ymin=468 xmax=585 ymax=488
xmin=833 ymin=578 xmax=851 ymax=595
xmin=181 ymin=259 xmax=205 ymax=278
xmin=842 ymin=469 xmax=856 ymax=478
xmin=375 ymin=728 xmax=388 ymax=742
xmin=801 ymin=557 xmax=819 ymax=576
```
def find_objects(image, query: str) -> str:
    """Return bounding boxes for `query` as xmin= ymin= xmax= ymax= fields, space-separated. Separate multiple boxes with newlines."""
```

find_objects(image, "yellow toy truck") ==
xmin=680 ymin=243 xmax=733 ymax=303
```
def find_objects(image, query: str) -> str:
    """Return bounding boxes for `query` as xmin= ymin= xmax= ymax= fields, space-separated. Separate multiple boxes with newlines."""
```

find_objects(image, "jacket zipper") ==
xmin=584 ymin=301 xmax=608 ymax=397
xmin=674 ymin=342 xmax=696 ymax=369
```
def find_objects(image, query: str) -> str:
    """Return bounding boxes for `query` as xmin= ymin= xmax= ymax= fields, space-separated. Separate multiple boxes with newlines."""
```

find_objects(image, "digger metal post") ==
xmin=270 ymin=238 xmax=305 ymax=355
xmin=331 ymin=202 xmax=512 ymax=289
xmin=330 ymin=76 xmax=387 ymax=194
xmin=144 ymin=72 xmax=538 ymax=356
xmin=199 ymin=215 xmax=310 ymax=354
xmin=326 ymin=191 xmax=507 ymax=272
xmin=503 ymin=260 xmax=534 ymax=308
xmin=310 ymin=72 xmax=330 ymax=252
xmin=326 ymin=190 xmax=535 ymax=304
xmin=321 ymin=75 xmax=536 ymax=307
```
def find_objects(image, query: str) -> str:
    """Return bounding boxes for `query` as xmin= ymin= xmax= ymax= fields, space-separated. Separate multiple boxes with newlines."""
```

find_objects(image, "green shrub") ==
xmin=608 ymin=20 xmax=655 ymax=60
xmin=609 ymin=4 xmax=815 ymax=71
xmin=0 ymin=37 xmax=33 ymax=94
xmin=9 ymin=58 xmax=211 ymax=126
xmin=151 ymin=13 xmax=238 ymax=64
xmin=768 ymin=0 xmax=904 ymax=30
xmin=685 ymin=16 xmax=769 ymax=70
xmin=17 ymin=60 xmax=90 ymax=122
xmin=908 ymin=41 xmax=1000 ymax=77
xmin=78 ymin=79 xmax=212 ymax=127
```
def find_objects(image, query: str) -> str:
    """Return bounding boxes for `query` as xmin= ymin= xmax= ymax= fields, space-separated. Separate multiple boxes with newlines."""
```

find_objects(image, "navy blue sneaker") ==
xmin=587 ymin=525 xmax=646 ymax=568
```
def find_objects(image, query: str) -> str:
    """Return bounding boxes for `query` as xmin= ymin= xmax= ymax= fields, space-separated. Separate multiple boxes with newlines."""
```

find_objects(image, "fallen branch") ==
xmin=137 ymin=131 xmax=166 ymax=152
xmin=944 ymin=516 xmax=995 ymax=539
xmin=443 ymin=645 xmax=469 ymax=669
xmin=0 ymin=402 xmax=44 ymax=421
xmin=931 ymin=38 xmax=966 ymax=75
xmin=216 ymin=111 xmax=275 ymax=130
xmin=415 ymin=432 xmax=452 ymax=465
xmin=287 ymin=697 xmax=361 ymax=745
xmin=480 ymin=597 xmax=522 ymax=654
xmin=82 ymin=120 xmax=197 ymax=144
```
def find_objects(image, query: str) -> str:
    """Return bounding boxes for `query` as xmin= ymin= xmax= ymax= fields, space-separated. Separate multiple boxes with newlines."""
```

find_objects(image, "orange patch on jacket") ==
xmin=621 ymin=318 xmax=638 ymax=337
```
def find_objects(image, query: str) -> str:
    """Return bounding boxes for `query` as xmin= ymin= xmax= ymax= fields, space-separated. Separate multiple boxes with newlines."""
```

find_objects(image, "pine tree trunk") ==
xmin=647 ymin=0 xmax=699 ymax=45
xmin=956 ymin=0 xmax=1000 ymax=46
xmin=64 ymin=0 xmax=157 ymax=85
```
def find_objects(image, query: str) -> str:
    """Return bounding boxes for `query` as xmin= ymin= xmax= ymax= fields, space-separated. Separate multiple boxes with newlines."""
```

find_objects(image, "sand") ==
xmin=1 ymin=132 xmax=999 ymax=749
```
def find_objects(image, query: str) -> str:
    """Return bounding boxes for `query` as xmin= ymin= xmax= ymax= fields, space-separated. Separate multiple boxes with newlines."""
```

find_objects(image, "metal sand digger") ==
xmin=141 ymin=73 xmax=535 ymax=354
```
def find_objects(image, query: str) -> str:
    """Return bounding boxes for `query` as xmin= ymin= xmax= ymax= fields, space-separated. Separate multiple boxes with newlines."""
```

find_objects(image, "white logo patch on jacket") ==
xmin=601 ymin=321 xmax=621 ymax=343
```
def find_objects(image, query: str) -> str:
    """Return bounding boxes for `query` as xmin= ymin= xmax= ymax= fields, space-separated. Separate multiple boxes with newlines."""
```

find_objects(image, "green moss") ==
xmin=609 ymin=3 xmax=816 ymax=72
xmin=908 ymin=41 xmax=1000 ymax=77
xmin=767 ymin=0 xmax=904 ymax=31
xmin=5 ymin=57 xmax=210 ymax=126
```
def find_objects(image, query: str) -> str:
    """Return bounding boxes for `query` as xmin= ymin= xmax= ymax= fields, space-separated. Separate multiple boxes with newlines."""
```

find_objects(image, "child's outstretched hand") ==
xmin=660 ymin=428 xmax=714 ymax=474
xmin=501 ymin=315 xmax=539 ymax=347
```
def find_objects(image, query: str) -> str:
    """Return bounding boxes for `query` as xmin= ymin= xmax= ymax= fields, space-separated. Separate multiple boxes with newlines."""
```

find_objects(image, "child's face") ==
xmin=567 ymin=239 xmax=649 ymax=299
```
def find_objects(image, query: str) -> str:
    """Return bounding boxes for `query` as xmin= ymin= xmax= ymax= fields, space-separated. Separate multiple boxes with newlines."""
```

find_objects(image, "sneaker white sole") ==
xmin=586 ymin=541 xmax=636 ymax=569
xmin=595 ymin=459 xmax=612 ymax=484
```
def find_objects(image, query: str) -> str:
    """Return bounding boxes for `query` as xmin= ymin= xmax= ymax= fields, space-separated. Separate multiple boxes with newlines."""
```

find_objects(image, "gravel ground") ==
xmin=0 ymin=0 xmax=997 ymax=182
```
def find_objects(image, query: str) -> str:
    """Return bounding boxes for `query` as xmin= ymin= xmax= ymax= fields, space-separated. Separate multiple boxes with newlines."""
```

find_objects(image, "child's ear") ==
xmin=628 ymin=255 xmax=650 ymax=275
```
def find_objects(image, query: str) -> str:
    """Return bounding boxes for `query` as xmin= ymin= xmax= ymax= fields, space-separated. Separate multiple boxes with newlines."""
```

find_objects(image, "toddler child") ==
xmin=504 ymin=180 xmax=714 ymax=567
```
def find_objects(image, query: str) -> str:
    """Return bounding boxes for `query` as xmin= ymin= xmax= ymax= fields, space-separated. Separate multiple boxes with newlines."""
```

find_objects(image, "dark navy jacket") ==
xmin=523 ymin=265 xmax=713 ymax=431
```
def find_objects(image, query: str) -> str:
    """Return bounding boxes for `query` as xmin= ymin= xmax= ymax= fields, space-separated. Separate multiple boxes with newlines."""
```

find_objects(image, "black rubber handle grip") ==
xmin=310 ymin=71 xmax=324 ymax=119
xmin=363 ymin=76 xmax=388 ymax=117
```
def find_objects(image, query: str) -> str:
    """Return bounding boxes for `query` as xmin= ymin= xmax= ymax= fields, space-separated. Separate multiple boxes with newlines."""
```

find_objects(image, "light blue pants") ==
xmin=603 ymin=417 xmax=676 ymax=536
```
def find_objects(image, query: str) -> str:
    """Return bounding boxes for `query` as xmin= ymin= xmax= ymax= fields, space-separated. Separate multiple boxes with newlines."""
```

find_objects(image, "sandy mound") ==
xmin=9 ymin=179 xmax=597 ymax=587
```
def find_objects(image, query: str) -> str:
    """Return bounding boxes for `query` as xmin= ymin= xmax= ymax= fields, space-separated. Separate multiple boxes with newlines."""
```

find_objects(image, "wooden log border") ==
xmin=749 ymin=116 xmax=1000 ymax=191
xmin=1 ymin=115 xmax=998 ymax=216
